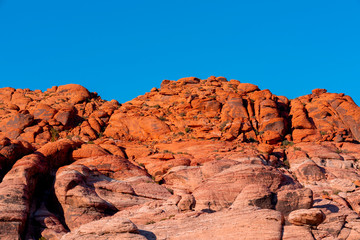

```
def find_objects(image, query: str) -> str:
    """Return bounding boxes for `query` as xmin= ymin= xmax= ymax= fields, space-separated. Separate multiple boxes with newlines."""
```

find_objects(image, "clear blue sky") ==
xmin=1 ymin=0 xmax=359 ymax=105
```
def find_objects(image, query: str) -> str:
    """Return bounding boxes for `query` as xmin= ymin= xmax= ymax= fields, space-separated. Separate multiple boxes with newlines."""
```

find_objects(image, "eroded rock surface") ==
xmin=0 ymin=77 xmax=359 ymax=239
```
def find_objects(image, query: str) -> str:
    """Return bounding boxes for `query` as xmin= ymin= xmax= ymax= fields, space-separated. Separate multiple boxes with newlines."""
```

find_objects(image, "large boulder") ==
xmin=0 ymin=112 xmax=34 ymax=139
xmin=104 ymin=114 xmax=170 ymax=141
xmin=55 ymin=156 xmax=171 ymax=230
xmin=193 ymin=164 xmax=286 ymax=211
xmin=56 ymin=84 xmax=91 ymax=104
xmin=275 ymin=188 xmax=313 ymax=215
xmin=288 ymin=208 xmax=326 ymax=226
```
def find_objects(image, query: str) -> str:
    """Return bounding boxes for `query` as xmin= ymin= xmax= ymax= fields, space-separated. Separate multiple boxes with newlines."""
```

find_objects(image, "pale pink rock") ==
xmin=282 ymin=225 xmax=314 ymax=240
xmin=33 ymin=204 xmax=68 ymax=240
xmin=193 ymin=164 xmax=286 ymax=211
xmin=55 ymin=157 xmax=171 ymax=230
xmin=288 ymin=208 xmax=326 ymax=226
xmin=275 ymin=188 xmax=313 ymax=215
xmin=177 ymin=193 xmax=195 ymax=211
xmin=141 ymin=208 xmax=283 ymax=240
xmin=0 ymin=153 xmax=47 ymax=240
xmin=345 ymin=190 xmax=360 ymax=214
xmin=61 ymin=217 xmax=146 ymax=240
xmin=230 ymin=184 xmax=274 ymax=209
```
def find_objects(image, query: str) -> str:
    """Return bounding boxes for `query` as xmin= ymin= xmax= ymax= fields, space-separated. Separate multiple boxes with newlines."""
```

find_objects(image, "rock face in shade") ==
xmin=0 ymin=153 xmax=46 ymax=240
xmin=0 ymin=77 xmax=359 ymax=239
xmin=0 ymin=139 xmax=79 ymax=240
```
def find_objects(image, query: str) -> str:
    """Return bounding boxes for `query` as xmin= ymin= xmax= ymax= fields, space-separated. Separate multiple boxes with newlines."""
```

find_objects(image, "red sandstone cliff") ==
xmin=0 ymin=77 xmax=359 ymax=239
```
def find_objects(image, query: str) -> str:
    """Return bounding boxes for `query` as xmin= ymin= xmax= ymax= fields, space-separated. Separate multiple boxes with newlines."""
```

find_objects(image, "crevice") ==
xmin=24 ymin=173 xmax=70 ymax=239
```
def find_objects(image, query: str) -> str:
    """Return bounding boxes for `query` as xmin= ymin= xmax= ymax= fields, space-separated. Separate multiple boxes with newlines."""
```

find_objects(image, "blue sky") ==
xmin=0 ymin=0 xmax=359 ymax=105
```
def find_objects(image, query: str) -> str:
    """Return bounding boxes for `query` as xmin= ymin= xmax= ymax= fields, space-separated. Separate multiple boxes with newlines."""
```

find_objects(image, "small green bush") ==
xmin=282 ymin=140 xmax=294 ymax=147
xmin=50 ymin=127 xmax=59 ymax=142
xmin=322 ymin=190 xmax=330 ymax=196
xmin=283 ymin=159 xmax=290 ymax=168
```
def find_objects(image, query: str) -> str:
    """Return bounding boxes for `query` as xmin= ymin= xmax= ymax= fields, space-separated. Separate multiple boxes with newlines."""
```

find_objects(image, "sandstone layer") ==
xmin=0 ymin=77 xmax=359 ymax=239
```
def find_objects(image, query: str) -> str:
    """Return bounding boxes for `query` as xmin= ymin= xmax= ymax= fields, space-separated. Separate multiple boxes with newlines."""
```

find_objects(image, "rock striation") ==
xmin=0 ymin=77 xmax=359 ymax=239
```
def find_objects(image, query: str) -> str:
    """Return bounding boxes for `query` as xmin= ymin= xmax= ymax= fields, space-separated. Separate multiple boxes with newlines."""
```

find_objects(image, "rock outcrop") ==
xmin=0 ymin=76 xmax=359 ymax=239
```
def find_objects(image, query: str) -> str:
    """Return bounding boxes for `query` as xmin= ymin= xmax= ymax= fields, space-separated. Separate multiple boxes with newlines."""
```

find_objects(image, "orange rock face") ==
xmin=290 ymin=90 xmax=360 ymax=143
xmin=0 ymin=77 xmax=359 ymax=239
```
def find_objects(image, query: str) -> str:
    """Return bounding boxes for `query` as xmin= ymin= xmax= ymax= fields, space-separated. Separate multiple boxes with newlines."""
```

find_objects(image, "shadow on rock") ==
xmin=313 ymin=204 xmax=339 ymax=213
xmin=139 ymin=230 xmax=157 ymax=240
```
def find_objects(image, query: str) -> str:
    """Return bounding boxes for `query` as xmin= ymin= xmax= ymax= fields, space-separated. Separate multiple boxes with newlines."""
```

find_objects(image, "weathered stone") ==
xmin=288 ymin=208 xmax=326 ymax=226
xmin=61 ymin=217 xmax=146 ymax=240
xmin=141 ymin=208 xmax=283 ymax=240
xmin=276 ymin=188 xmax=313 ymax=215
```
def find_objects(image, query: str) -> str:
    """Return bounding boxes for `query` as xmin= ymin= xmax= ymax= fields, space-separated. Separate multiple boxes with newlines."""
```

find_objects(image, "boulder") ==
xmin=55 ymin=156 xmax=171 ymax=230
xmin=193 ymin=164 xmax=286 ymax=211
xmin=0 ymin=112 xmax=34 ymax=139
xmin=275 ymin=188 xmax=313 ymax=215
xmin=31 ymin=103 xmax=57 ymax=121
xmin=288 ymin=208 xmax=326 ymax=226
xmin=72 ymin=144 xmax=110 ymax=160
xmin=104 ymin=115 xmax=170 ymax=141
xmin=56 ymin=84 xmax=91 ymax=104
xmin=230 ymin=184 xmax=274 ymax=210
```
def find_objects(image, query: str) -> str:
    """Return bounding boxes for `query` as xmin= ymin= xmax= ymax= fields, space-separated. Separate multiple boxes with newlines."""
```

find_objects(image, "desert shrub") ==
xmin=281 ymin=140 xmax=294 ymax=147
xmin=50 ymin=127 xmax=59 ymax=142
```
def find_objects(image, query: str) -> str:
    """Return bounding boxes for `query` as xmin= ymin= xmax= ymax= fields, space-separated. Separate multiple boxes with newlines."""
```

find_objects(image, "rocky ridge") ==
xmin=0 ymin=77 xmax=359 ymax=239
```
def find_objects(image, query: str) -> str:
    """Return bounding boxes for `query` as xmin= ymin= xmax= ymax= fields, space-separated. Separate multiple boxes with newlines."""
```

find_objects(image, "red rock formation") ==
xmin=0 ymin=77 xmax=359 ymax=239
